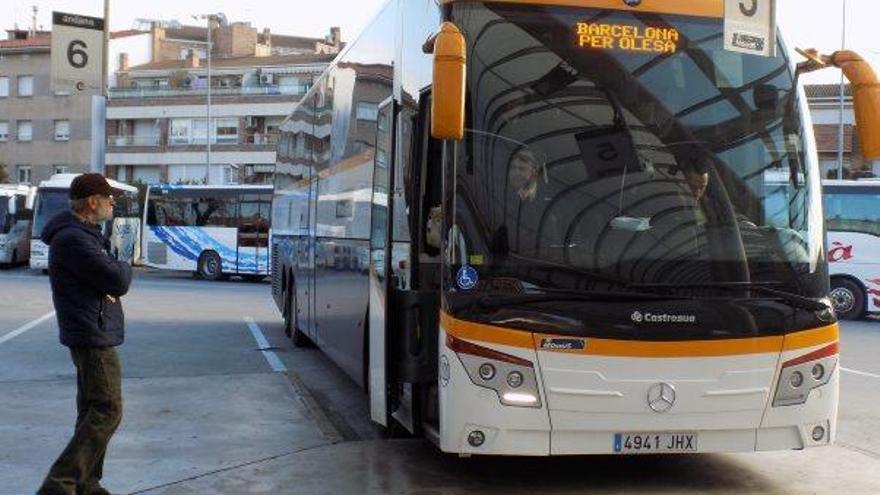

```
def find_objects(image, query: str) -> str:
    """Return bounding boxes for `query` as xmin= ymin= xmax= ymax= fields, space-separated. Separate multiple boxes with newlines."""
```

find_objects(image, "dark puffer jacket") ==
xmin=41 ymin=211 xmax=132 ymax=347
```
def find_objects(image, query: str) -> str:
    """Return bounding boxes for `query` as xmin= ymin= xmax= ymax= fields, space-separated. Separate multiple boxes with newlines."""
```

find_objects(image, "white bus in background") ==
xmin=30 ymin=174 xmax=142 ymax=272
xmin=824 ymin=180 xmax=880 ymax=320
xmin=0 ymin=185 xmax=36 ymax=267
xmin=143 ymin=184 xmax=272 ymax=281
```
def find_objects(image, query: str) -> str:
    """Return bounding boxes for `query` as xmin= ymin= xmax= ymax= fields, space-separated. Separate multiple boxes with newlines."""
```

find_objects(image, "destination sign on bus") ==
xmin=576 ymin=22 xmax=679 ymax=54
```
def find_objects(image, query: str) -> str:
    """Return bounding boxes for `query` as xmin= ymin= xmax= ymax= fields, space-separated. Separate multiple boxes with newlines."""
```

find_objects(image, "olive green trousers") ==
xmin=37 ymin=347 xmax=123 ymax=495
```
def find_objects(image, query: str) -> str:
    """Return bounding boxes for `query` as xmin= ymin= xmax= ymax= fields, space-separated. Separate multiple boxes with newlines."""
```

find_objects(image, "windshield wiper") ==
xmin=629 ymin=282 xmax=829 ymax=312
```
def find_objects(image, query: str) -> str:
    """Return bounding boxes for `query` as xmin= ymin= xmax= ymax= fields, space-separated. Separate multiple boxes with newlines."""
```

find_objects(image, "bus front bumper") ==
xmin=438 ymin=328 xmax=838 ymax=456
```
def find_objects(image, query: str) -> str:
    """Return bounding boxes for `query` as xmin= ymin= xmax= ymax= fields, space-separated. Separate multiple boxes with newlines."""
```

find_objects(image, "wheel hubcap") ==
xmin=205 ymin=258 xmax=218 ymax=275
xmin=831 ymin=287 xmax=855 ymax=313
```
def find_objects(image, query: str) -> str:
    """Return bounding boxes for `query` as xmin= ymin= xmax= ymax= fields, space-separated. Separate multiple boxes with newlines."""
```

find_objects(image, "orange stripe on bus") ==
xmin=781 ymin=324 xmax=840 ymax=351
xmin=438 ymin=0 xmax=724 ymax=19
xmin=440 ymin=312 xmax=535 ymax=349
xmin=441 ymin=312 xmax=840 ymax=358
xmin=533 ymin=333 xmax=785 ymax=358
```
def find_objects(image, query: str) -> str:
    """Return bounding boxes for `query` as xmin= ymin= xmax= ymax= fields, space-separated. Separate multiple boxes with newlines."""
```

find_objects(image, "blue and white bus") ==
xmin=143 ymin=184 xmax=272 ymax=280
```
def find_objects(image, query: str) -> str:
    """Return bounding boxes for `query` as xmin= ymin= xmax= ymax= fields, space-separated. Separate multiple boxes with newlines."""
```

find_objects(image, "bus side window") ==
xmin=14 ymin=195 xmax=31 ymax=220
xmin=146 ymin=199 xmax=159 ymax=226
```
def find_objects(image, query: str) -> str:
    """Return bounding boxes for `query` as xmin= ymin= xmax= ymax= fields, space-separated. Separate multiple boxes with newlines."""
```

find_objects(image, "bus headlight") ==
xmin=446 ymin=334 xmax=542 ymax=409
xmin=478 ymin=363 xmax=496 ymax=381
xmin=773 ymin=343 xmax=838 ymax=407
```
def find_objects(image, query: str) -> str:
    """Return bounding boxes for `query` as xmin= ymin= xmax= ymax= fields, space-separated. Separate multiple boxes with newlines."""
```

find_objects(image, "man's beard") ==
xmin=97 ymin=207 xmax=114 ymax=223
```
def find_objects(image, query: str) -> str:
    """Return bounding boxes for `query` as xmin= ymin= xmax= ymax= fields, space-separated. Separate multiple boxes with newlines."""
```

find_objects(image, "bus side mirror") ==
xmin=430 ymin=22 xmax=467 ymax=141
xmin=833 ymin=51 xmax=880 ymax=159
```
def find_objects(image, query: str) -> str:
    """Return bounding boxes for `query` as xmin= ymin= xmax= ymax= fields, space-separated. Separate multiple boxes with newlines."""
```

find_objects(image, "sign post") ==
xmin=51 ymin=12 xmax=105 ymax=94
xmin=724 ymin=0 xmax=777 ymax=58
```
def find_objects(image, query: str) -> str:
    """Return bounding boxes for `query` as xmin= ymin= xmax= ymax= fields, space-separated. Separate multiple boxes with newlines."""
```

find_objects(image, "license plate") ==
xmin=613 ymin=432 xmax=698 ymax=454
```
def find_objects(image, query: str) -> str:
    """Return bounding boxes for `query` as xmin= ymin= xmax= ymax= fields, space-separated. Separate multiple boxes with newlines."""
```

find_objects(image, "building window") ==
xmin=17 ymin=165 xmax=32 ymax=184
xmin=222 ymin=165 xmax=236 ymax=184
xmin=356 ymin=102 xmax=379 ymax=122
xmin=0 ymin=77 xmax=9 ymax=97
xmin=54 ymin=120 xmax=71 ymax=141
xmin=17 ymin=75 xmax=34 ymax=97
xmin=17 ymin=121 xmax=32 ymax=141
xmin=215 ymin=118 xmax=238 ymax=144
xmin=192 ymin=120 xmax=208 ymax=144
xmin=170 ymin=119 xmax=190 ymax=145
xmin=0 ymin=121 xmax=8 ymax=141
xmin=54 ymin=165 xmax=70 ymax=175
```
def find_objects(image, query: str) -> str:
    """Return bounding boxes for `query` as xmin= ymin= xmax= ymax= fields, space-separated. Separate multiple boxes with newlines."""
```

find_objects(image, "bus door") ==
xmin=368 ymin=98 xmax=396 ymax=426
xmin=238 ymin=194 xmax=271 ymax=274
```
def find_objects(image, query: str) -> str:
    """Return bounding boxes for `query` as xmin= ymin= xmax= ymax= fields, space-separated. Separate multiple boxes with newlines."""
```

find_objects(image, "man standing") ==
xmin=37 ymin=174 xmax=133 ymax=495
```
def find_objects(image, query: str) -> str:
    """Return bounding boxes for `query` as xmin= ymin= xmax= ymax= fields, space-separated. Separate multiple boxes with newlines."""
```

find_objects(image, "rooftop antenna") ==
xmin=31 ymin=6 xmax=38 ymax=36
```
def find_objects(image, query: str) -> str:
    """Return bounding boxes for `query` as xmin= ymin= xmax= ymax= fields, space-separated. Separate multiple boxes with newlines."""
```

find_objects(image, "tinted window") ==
xmin=113 ymin=191 xmax=142 ymax=219
xmin=448 ymin=3 xmax=814 ymax=289
xmin=33 ymin=189 xmax=69 ymax=237
xmin=825 ymin=190 xmax=880 ymax=236
xmin=147 ymin=192 xmax=238 ymax=227
xmin=0 ymin=198 xmax=9 ymax=232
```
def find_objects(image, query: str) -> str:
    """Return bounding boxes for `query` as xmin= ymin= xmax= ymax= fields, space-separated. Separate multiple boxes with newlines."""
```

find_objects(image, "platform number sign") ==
xmin=724 ymin=0 xmax=776 ymax=57
xmin=51 ymin=12 xmax=105 ymax=93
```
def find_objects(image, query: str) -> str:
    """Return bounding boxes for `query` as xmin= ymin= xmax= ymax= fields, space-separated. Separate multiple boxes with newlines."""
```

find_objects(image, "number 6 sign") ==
xmin=724 ymin=0 xmax=777 ymax=57
xmin=51 ymin=12 xmax=105 ymax=93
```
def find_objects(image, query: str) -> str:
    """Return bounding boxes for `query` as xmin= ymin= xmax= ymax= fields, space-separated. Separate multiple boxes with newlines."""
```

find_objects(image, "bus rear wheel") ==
xmin=831 ymin=278 xmax=866 ymax=320
xmin=198 ymin=251 xmax=224 ymax=281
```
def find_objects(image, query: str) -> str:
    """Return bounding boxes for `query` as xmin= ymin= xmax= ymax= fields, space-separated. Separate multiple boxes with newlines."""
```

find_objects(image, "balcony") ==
xmin=109 ymin=135 xmax=161 ymax=147
xmin=107 ymin=132 xmax=279 ymax=150
xmin=108 ymin=84 xmax=310 ymax=100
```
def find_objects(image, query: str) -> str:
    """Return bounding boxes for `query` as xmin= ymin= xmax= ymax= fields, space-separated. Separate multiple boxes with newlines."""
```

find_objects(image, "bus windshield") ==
xmin=446 ymin=3 xmax=824 ymax=301
xmin=33 ymin=189 xmax=70 ymax=238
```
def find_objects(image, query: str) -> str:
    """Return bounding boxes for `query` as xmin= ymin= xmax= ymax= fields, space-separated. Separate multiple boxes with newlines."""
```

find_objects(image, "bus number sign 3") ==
xmin=724 ymin=0 xmax=776 ymax=57
xmin=739 ymin=0 xmax=758 ymax=17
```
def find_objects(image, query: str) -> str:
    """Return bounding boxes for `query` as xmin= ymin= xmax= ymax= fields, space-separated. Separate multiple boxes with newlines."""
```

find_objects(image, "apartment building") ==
xmin=105 ymin=21 xmax=340 ymax=185
xmin=0 ymin=27 xmax=152 ymax=185
xmin=806 ymin=83 xmax=880 ymax=179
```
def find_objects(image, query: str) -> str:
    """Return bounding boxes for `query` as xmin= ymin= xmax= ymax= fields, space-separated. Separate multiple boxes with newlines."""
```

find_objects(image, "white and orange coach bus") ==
xmin=271 ymin=0 xmax=880 ymax=455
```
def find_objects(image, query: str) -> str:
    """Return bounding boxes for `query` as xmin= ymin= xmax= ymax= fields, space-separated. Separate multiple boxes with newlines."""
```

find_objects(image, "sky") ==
xmin=5 ymin=0 xmax=877 ymax=84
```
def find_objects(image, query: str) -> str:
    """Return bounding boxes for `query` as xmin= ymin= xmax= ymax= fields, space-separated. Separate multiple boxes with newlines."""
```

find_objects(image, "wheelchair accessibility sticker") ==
xmin=457 ymin=265 xmax=479 ymax=290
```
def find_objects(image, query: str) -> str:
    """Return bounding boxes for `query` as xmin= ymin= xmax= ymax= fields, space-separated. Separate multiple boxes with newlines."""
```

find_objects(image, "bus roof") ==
xmin=823 ymin=179 xmax=880 ymax=188
xmin=148 ymin=184 xmax=273 ymax=192
xmin=437 ymin=0 xmax=723 ymax=18
xmin=0 ymin=184 xmax=34 ymax=196
xmin=36 ymin=173 xmax=137 ymax=193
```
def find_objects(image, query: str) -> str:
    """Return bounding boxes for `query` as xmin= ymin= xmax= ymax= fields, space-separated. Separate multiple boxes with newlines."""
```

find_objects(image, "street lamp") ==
xmin=837 ymin=0 xmax=847 ymax=180
xmin=192 ymin=13 xmax=226 ymax=184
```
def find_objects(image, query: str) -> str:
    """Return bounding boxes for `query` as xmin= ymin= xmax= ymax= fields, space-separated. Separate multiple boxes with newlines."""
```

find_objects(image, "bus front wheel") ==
xmin=198 ymin=251 xmax=224 ymax=281
xmin=831 ymin=277 xmax=866 ymax=320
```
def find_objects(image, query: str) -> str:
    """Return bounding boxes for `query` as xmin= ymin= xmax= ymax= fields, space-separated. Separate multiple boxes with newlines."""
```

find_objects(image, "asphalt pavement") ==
xmin=1 ymin=266 xmax=879 ymax=494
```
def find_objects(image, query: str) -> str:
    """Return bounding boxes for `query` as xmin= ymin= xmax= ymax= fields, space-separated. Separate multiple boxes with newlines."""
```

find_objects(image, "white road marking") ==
xmin=244 ymin=316 xmax=286 ymax=373
xmin=842 ymin=367 xmax=880 ymax=379
xmin=0 ymin=311 xmax=56 ymax=346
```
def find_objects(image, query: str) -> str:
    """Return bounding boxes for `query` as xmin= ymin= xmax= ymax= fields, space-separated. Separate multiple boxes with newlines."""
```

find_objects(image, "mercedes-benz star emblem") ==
xmin=647 ymin=382 xmax=676 ymax=413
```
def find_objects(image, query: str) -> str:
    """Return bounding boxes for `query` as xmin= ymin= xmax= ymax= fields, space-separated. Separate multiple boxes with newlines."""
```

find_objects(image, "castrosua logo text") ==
xmin=631 ymin=311 xmax=696 ymax=324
